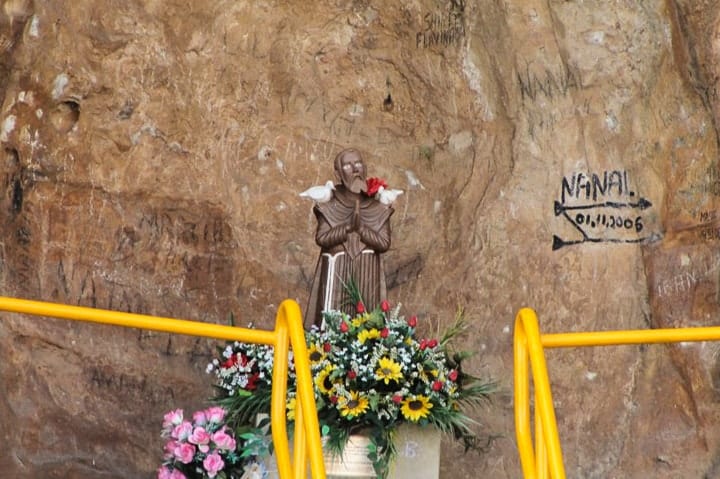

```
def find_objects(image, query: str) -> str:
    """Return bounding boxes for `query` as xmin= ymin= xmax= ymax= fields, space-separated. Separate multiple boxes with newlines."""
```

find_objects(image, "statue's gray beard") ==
xmin=347 ymin=176 xmax=367 ymax=194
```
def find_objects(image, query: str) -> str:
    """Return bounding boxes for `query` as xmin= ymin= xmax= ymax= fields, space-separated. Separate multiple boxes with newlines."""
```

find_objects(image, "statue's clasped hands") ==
xmin=345 ymin=200 xmax=361 ymax=235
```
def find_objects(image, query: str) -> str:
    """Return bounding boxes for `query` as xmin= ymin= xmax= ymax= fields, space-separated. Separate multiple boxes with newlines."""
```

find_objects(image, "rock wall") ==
xmin=2 ymin=0 xmax=720 ymax=477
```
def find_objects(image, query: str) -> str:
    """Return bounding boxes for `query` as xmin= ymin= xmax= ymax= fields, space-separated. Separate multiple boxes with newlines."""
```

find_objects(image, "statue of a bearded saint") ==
xmin=305 ymin=148 xmax=393 ymax=329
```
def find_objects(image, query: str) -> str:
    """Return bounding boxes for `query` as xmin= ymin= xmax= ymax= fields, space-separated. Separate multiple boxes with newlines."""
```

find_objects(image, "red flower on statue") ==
xmin=366 ymin=177 xmax=387 ymax=196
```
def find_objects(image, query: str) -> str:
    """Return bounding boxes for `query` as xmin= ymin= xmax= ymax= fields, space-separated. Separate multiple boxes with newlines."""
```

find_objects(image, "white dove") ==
xmin=377 ymin=186 xmax=403 ymax=205
xmin=299 ymin=180 xmax=335 ymax=203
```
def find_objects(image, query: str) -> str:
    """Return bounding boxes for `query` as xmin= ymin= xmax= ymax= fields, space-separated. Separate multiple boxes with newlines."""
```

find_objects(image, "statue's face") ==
xmin=336 ymin=151 xmax=367 ymax=194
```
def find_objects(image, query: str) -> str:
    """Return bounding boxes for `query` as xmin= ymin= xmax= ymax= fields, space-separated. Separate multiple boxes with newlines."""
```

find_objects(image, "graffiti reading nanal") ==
xmin=553 ymin=170 xmax=655 ymax=250
xmin=517 ymin=63 xmax=583 ymax=103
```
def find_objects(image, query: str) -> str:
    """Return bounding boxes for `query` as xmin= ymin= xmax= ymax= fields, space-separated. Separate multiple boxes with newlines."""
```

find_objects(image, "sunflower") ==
xmin=401 ymin=395 xmax=433 ymax=421
xmin=375 ymin=357 xmax=403 ymax=384
xmin=338 ymin=391 xmax=370 ymax=418
xmin=358 ymin=328 xmax=381 ymax=344
xmin=351 ymin=313 xmax=370 ymax=327
xmin=314 ymin=365 xmax=336 ymax=395
xmin=419 ymin=367 xmax=439 ymax=383
xmin=286 ymin=397 xmax=296 ymax=421
xmin=307 ymin=343 xmax=325 ymax=364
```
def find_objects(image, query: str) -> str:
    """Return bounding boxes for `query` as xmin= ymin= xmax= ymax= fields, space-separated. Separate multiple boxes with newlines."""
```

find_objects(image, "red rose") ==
xmin=330 ymin=395 xmax=338 ymax=404
xmin=428 ymin=339 xmax=438 ymax=348
xmin=420 ymin=339 xmax=428 ymax=350
xmin=381 ymin=327 xmax=389 ymax=338
xmin=348 ymin=370 xmax=357 ymax=380
xmin=323 ymin=342 xmax=331 ymax=352
xmin=340 ymin=321 xmax=349 ymax=333
xmin=407 ymin=316 xmax=417 ymax=328
xmin=392 ymin=394 xmax=403 ymax=404
xmin=221 ymin=355 xmax=237 ymax=369
xmin=356 ymin=301 xmax=365 ymax=314
xmin=449 ymin=370 xmax=459 ymax=381
xmin=366 ymin=177 xmax=388 ymax=196
xmin=246 ymin=372 xmax=261 ymax=391
xmin=380 ymin=300 xmax=390 ymax=312
xmin=432 ymin=380 xmax=443 ymax=391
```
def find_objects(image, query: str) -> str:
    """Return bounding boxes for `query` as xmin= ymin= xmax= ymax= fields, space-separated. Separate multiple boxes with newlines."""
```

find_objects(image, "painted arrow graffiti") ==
xmin=552 ymin=198 xmax=656 ymax=250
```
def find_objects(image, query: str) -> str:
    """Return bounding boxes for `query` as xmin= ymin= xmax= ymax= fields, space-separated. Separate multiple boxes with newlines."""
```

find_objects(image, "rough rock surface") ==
xmin=2 ymin=0 xmax=720 ymax=477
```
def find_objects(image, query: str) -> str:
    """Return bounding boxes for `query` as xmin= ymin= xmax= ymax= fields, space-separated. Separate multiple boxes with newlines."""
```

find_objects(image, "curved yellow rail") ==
xmin=271 ymin=299 xmax=326 ymax=479
xmin=514 ymin=307 xmax=720 ymax=479
xmin=0 ymin=296 xmax=325 ymax=479
xmin=514 ymin=308 xmax=565 ymax=479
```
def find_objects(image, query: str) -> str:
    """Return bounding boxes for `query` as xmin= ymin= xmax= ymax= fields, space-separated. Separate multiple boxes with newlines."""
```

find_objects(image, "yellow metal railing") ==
xmin=514 ymin=307 xmax=720 ymax=479
xmin=0 ymin=296 xmax=326 ymax=479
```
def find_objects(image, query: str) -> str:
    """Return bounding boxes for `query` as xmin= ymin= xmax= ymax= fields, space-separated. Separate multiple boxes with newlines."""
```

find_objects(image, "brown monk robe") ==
xmin=305 ymin=148 xmax=393 ymax=329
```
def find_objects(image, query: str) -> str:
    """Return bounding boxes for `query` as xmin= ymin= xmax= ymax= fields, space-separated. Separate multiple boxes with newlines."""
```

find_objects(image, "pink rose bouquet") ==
xmin=157 ymin=406 xmax=269 ymax=479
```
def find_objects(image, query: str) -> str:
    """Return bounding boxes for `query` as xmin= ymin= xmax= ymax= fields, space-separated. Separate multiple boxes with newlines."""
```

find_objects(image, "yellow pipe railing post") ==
xmin=271 ymin=302 xmax=293 ymax=479
xmin=514 ymin=308 xmax=566 ymax=479
xmin=292 ymin=403 xmax=307 ymax=478
xmin=535 ymin=389 xmax=548 ymax=479
xmin=278 ymin=299 xmax=325 ymax=479
xmin=514 ymin=310 xmax=536 ymax=478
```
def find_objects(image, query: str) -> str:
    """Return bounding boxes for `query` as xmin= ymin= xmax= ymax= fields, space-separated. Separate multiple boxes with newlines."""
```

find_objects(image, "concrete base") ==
xmin=266 ymin=424 xmax=441 ymax=478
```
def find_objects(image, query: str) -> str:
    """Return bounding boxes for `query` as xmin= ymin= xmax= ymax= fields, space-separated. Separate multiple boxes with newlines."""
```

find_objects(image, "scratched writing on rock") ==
xmin=691 ymin=165 xmax=720 ymax=197
xmin=88 ymin=365 xmax=176 ymax=404
xmin=136 ymin=210 xmax=235 ymax=252
xmin=696 ymin=210 xmax=720 ymax=242
xmin=416 ymin=2 xmax=465 ymax=49
xmin=518 ymin=63 xmax=583 ymax=103
xmin=655 ymin=256 xmax=720 ymax=298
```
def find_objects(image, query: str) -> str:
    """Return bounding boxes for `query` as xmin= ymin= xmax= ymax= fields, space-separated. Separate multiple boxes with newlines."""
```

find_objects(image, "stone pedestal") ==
xmin=266 ymin=424 xmax=440 ymax=478
xmin=389 ymin=425 xmax=441 ymax=479
xmin=324 ymin=435 xmax=376 ymax=478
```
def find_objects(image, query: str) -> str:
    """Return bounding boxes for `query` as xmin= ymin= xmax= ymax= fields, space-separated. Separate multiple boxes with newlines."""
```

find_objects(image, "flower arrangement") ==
xmin=206 ymin=300 xmax=495 ymax=478
xmin=306 ymin=302 xmax=493 ymax=476
xmin=157 ymin=406 xmax=270 ymax=479
xmin=207 ymin=338 xmax=297 ymax=431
